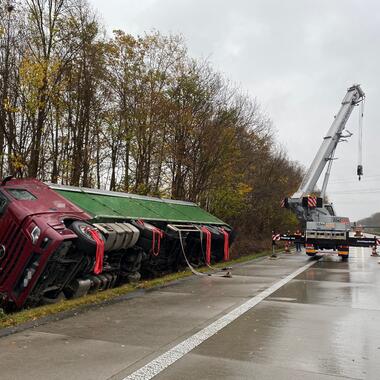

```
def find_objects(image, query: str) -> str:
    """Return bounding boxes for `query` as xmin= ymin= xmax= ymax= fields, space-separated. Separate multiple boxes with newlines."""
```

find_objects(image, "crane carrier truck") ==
xmin=279 ymin=84 xmax=377 ymax=258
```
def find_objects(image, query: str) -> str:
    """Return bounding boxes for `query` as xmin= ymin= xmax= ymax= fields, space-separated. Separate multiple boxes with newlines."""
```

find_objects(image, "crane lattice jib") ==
xmin=293 ymin=84 xmax=365 ymax=199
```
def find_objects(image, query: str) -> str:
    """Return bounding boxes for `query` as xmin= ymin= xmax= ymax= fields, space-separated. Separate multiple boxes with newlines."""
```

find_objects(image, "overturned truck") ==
xmin=0 ymin=178 xmax=233 ymax=311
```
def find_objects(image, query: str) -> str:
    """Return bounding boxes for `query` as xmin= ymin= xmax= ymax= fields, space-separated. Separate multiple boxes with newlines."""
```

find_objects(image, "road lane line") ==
xmin=124 ymin=260 xmax=316 ymax=380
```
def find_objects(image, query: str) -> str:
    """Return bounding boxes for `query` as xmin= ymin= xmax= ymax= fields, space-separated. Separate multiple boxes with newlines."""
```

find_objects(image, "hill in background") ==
xmin=358 ymin=213 xmax=380 ymax=235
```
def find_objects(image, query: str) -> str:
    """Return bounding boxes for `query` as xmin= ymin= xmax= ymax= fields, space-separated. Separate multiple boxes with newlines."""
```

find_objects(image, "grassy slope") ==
xmin=0 ymin=250 xmax=275 ymax=330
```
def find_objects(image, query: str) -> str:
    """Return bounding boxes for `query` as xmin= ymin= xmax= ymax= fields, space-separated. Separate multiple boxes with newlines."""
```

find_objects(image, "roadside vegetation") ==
xmin=0 ymin=249 xmax=275 ymax=329
xmin=0 ymin=0 xmax=301 ymax=253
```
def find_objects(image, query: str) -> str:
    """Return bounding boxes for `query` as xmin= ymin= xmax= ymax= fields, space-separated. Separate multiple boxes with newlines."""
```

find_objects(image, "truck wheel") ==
xmin=127 ymin=272 xmax=141 ymax=283
xmin=69 ymin=220 xmax=104 ymax=255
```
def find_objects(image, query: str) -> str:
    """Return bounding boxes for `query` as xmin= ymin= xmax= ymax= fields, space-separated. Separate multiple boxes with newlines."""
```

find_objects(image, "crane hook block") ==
xmin=357 ymin=164 xmax=363 ymax=180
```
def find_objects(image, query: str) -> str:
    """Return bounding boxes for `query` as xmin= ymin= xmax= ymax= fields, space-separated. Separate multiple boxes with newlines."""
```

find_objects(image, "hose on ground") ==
xmin=178 ymin=230 xmax=232 ymax=278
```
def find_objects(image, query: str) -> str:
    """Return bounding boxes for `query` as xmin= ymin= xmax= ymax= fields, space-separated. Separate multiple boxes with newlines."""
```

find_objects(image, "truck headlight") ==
xmin=30 ymin=226 xmax=41 ymax=245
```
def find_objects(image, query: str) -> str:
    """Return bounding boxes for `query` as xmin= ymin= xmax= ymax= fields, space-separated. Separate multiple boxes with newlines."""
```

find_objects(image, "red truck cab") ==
xmin=0 ymin=178 xmax=90 ymax=310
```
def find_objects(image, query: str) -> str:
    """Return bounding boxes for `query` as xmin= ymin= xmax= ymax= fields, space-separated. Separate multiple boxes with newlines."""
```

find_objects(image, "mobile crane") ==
xmin=281 ymin=84 xmax=374 ymax=259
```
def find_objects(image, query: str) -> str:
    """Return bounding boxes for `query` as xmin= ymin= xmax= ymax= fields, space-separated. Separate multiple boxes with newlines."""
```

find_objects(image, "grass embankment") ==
xmin=0 ymin=250 xmax=273 ymax=330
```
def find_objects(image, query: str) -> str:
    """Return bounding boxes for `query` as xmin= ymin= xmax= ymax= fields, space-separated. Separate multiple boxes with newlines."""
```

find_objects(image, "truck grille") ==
xmin=0 ymin=219 xmax=27 ymax=286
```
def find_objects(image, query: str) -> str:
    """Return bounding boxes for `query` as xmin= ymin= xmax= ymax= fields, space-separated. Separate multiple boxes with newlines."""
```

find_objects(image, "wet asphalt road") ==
xmin=1 ymin=247 xmax=380 ymax=379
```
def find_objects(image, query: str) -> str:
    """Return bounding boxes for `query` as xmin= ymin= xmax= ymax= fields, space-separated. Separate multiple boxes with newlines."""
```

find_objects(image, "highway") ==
xmin=1 ymin=247 xmax=380 ymax=379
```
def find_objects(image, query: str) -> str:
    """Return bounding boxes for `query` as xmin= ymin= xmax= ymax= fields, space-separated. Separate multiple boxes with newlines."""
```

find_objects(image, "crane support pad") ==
xmin=348 ymin=237 xmax=378 ymax=247
xmin=274 ymin=234 xmax=304 ymax=243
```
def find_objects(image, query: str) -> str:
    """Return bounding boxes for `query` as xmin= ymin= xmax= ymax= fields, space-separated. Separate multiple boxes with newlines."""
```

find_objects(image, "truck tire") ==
xmin=69 ymin=220 xmax=104 ymax=255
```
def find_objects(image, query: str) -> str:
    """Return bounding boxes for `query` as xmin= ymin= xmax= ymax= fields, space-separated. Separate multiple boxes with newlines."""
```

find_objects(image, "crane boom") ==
xmin=278 ymin=84 xmax=373 ymax=261
xmin=293 ymin=84 xmax=365 ymax=198
xmin=285 ymin=84 xmax=365 ymax=226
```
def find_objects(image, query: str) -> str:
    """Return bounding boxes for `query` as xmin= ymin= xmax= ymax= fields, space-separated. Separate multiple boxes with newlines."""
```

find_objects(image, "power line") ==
xmin=329 ymin=189 xmax=380 ymax=195
xmin=329 ymin=175 xmax=380 ymax=184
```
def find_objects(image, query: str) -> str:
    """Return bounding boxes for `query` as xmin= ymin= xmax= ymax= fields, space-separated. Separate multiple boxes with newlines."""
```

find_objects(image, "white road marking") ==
xmin=123 ymin=260 xmax=316 ymax=380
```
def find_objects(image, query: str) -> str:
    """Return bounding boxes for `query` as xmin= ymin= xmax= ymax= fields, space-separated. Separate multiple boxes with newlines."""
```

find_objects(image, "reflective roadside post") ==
xmin=271 ymin=231 xmax=277 ymax=258
xmin=372 ymin=236 xmax=379 ymax=257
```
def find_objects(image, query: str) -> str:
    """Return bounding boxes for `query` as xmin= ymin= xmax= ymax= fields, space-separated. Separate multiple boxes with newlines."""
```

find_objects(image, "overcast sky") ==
xmin=90 ymin=0 xmax=379 ymax=221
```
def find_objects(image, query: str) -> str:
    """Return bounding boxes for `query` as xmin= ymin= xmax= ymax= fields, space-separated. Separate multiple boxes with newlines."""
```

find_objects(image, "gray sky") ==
xmin=90 ymin=0 xmax=380 ymax=221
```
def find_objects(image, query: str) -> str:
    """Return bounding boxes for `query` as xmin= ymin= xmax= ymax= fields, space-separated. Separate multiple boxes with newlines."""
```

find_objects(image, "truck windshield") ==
xmin=0 ymin=192 xmax=7 ymax=213
xmin=7 ymin=189 xmax=37 ymax=200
